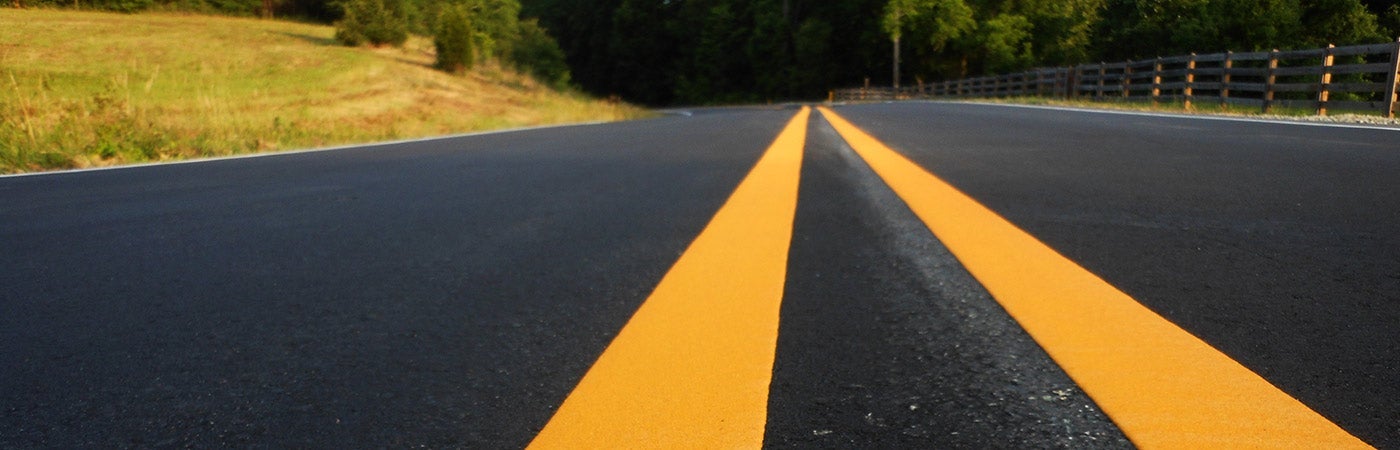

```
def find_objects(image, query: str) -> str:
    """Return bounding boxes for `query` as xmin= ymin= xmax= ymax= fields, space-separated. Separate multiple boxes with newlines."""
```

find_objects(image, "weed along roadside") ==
xmin=0 ymin=9 xmax=646 ymax=174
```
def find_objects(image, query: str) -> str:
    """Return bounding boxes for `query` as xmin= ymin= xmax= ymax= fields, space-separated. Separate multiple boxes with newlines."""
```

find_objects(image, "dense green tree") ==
xmin=973 ymin=13 xmax=1034 ymax=73
xmin=1382 ymin=4 xmax=1400 ymax=39
xmin=747 ymin=0 xmax=795 ymax=99
xmin=334 ymin=0 xmax=409 ymax=47
xmin=604 ymin=0 xmax=682 ymax=104
xmin=675 ymin=2 xmax=754 ymax=103
xmin=435 ymin=4 xmax=475 ymax=73
xmin=1299 ymin=0 xmax=1385 ymax=45
xmin=509 ymin=18 xmax=571 ymax=87
xmin=1012 ymin=0 xmax=1103 ymax=65
xmin=792 ymin=17 xmax=837 ymax=93
xmin=461 ymin=0 xmax=521 ymax=57
xmin=885 ymin=0 xmax=976 ymax=52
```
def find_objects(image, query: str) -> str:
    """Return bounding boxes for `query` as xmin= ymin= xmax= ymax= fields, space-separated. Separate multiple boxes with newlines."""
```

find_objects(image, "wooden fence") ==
xmin=834 ymin=39 xmax=1400 ymax=118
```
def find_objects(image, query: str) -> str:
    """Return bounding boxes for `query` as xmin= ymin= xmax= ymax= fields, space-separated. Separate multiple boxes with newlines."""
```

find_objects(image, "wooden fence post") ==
xmin=1055 ymin=69 xmax=1064 ymax=98
xmin=1151 ymin=57 xmax=1163 ymax=103
xmin=1385 ymin=38 xmax=1400 ymax=118
xmin=1122 ymin=62 xmax=1133 ymax=98
xmin=1318 ymin=44 xmax=1335 ymax=116
xmin=1184 ymin=53 xmax=1197 ymax=110
xmin=1221 ymin=51 xmax=1233 ymax=107
xmin=1066 ymin=68 xmax=1075 ymax=98
xmin=1096 ymin=63 xmax=1107 ymax=99
xmin=1264 ymin=49 xmax=1279 ymax=113
xmin=1067 ymin=66 xmax=1078 ymax=98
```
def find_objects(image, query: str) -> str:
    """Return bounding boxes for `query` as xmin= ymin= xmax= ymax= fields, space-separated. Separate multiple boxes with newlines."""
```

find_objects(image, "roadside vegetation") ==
xmin=519 ymin=0 xmax=1397 ymax=105
xmin=0 ymin=9 xmax=646 ymax=173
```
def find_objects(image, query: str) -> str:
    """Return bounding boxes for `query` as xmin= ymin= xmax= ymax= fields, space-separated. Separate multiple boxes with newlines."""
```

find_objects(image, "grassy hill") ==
xmin=0 ymin=9 xmax=648 ymax=173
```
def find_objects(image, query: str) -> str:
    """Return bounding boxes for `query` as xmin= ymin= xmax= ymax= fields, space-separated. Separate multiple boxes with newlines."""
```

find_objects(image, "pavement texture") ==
xmin=2 ymin=102 xmax=1394 ymax=448
xmin=829 ymin=102 xmax=1398 ymax=448
xmin=1 ymin=109 xmax=792 ymax=447
xmin=763 ymin=113 xmax=1130 ymax=448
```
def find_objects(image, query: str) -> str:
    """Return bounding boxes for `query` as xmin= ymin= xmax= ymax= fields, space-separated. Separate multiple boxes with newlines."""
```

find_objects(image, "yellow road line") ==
xmin=528 ymin=107 xmax=810 ymax=449
xmin=817 ymin=106 xmax=1371 ymax=449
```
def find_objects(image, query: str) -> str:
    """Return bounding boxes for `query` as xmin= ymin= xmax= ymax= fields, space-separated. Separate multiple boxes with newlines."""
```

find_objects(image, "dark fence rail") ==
xmin=834 ymin=40 xmax=1400 ymax=118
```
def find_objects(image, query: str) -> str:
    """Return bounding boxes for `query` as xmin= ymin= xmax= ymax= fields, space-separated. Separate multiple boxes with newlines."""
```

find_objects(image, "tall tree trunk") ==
xmin=893 ymin=35 xmax=901 ymax=89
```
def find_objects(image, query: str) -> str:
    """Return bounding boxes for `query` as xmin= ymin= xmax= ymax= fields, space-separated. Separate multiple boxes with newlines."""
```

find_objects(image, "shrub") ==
xmin=508 ymin=18 xmax=571 ymax=88
xmin=334 ymin=0 xmax=408 ymax=47
xmin=434 ymin=5 xmax=474 ymax=73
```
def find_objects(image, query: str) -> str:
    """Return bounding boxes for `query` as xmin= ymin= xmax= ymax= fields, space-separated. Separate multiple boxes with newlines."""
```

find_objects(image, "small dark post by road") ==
xmin=1317 ymin=44 xmax=1336 ymax=116
xmin=1221 ymin=51 xmax=1233 ymax=107
xmin=1264 ymin=49 xmax=1280 ymax=114
xmin=1184 ymin=53 xmax=1197 ymax=110
xmin=862 ymin=77 xmax=870 ymax=101
xmin=1385 ymin=38 xmax=1400 ymax=118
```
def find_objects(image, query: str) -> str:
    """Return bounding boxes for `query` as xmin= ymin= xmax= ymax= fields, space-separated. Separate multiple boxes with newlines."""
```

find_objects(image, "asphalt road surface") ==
xmin=2 ymin=102 xmax=1395 ymax=448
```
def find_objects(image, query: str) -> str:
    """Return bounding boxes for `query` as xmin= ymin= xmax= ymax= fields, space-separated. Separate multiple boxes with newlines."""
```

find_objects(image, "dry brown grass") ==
xmin=0 ymin=9 xmax=649 ymax=173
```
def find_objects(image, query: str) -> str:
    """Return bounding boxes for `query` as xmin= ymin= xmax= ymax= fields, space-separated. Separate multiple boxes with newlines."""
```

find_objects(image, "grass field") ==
xmin=0 ymin=9 xmax=649 ymax=173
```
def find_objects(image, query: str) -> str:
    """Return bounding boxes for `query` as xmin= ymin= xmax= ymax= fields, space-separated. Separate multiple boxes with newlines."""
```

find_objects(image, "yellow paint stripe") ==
xmin=817 ymin=106 xmax=1371 ymax=449
xmin=528 ymin=107 xmax=810 ymax=449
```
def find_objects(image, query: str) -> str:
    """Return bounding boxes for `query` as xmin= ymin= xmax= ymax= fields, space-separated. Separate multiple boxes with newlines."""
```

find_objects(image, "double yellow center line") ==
xmin=528 ymin=106 xmax=1371 ymax=449
xmin=529 ymin=107 xmax=810 ymax=448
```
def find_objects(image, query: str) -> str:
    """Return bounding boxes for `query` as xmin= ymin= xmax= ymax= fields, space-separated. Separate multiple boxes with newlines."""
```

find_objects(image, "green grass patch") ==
xmin=0 ymin=9 xmax=649 ymax=173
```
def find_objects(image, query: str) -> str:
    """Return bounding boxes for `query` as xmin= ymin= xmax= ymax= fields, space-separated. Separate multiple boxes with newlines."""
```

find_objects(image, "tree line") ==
xmin=520 ymin=0 xmax=1400 ymax=105
xmin=329 ymin=0 xmax=569 ymax=86
xmin=10 ymin=0 xmax=1400 ymax=104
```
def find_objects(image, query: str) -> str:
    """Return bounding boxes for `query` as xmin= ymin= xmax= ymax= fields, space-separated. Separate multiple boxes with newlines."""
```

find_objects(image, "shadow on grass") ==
xmin=274 ymin=31 xmax=338 ymax=47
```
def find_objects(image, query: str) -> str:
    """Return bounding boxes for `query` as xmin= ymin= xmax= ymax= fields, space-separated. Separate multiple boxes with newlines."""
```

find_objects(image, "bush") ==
xmin=508 ymin=18 xmax=571 ymax=88
xmin=434 ymin=5 xmax=474 ymax=73
xmin=334 ymin=0 xmax=408 ymax=47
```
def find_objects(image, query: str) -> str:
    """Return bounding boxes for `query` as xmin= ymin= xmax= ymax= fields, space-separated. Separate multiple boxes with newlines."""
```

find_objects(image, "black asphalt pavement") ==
xmin=828 ymin=102 xmax=1399 ymax=448
xmin=1 ymin=109 xmax=793 ymax=447
xmin=764 ymin=113 xmax=1129 ymax=448
xmin=2 ymin=102 xmax=1396 ymax=448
